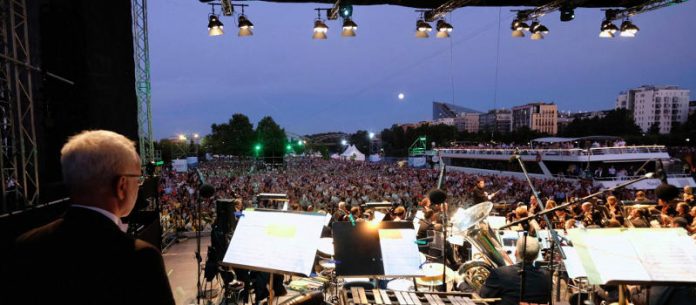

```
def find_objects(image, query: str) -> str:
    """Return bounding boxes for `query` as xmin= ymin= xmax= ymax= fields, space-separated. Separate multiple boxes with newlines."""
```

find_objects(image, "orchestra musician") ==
xmin=479 ymin=236 xmax=551 ymax=305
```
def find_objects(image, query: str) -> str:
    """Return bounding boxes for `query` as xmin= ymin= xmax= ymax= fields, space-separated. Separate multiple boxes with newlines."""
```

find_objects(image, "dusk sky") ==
xmin=149 ymin=1 xmax=696 ymax=140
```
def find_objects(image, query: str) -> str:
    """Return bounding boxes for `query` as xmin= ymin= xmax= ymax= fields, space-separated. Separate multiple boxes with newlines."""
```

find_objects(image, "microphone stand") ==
xmin=519 ymin=231 xmax=528 ymax=305
xmin=510 ymin=151 xmax=566 ymax=305
xmin=436 ymin=152 xmax=448 ymax=292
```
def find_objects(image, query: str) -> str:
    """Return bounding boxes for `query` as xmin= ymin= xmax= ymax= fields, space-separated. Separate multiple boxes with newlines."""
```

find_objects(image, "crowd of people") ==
xmin=158 ymin=157 xmax=618 ymax=233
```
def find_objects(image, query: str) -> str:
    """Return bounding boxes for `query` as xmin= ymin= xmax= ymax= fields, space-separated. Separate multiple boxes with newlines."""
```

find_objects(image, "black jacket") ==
xmin=3 ymin=207 xmax=175 ymax=305
xmin=472 ymin=186 xmax=487 ymax=204
xmin=479 ymin=263 xmax=551 ymax=305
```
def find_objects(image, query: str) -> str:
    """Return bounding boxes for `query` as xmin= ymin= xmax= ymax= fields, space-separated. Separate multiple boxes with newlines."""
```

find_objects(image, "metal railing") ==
xmin=437 ymin=145 xmax=668 ymax=158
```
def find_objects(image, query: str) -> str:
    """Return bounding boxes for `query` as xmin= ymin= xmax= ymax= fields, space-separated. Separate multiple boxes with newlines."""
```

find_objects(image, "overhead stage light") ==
xmin=312 ymin=9 xmax=329 ymax=40
xmin=560 ymin=6 xmax=575 ymax=22
xmin=620 ymin=19 xmax=639 ymax=37
xmin=238 ymin=15 xmax=254 ymax=36
xmin=208 ymin=14 xmax=224 ymax=36
xmin=342 ymin=18 xmax=358 ymax=37
xmin=599 ymin=20 xmax=618 ymax=38
xmin=436 ymin=19 xmax=453 ymax=38
xmin=529 ymin=20 xmax=547 ymax=40
xmin=510 ymin=19 xmax=529 ymax=38
xmin=416 ymin=19 xmax=432 ymax=38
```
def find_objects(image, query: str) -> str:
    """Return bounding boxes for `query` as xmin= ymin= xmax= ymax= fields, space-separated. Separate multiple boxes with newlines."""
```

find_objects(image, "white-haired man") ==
xmin=5 ymin=130 xmax=175 ymax=305
xmin=479 ymin=236 xmax=551 ymax=305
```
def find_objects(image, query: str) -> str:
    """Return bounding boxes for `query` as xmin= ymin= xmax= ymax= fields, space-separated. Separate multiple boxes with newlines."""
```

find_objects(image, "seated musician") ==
xmin=576 ymin=202 xmax=603 ymax=227
xmin=479 ymin=236 xmax=551 ymax=305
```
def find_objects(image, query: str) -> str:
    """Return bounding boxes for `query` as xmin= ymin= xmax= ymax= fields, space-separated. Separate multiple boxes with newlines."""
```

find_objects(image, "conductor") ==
xmin=472 ymin=179 xmax=496 ymax=204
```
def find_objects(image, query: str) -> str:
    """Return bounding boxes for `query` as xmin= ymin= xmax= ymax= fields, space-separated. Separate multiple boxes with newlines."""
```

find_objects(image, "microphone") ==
xmin=199 ymin=184 xmax=216 ymax=199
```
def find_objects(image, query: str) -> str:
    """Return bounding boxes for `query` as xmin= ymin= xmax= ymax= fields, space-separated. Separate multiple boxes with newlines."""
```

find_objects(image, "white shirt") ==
xmin=72 ymin=204 xmax=129 ymax=232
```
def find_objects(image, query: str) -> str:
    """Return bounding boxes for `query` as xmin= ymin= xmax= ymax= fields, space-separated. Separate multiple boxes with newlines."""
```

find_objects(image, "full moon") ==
xmin=398 ymin=93 xmax=405 ymax=100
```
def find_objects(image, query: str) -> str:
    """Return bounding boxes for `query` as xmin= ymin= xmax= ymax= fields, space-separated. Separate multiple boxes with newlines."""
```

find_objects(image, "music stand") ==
xmin=333 ymin=221 xmax=423 ymax=278
xmin=567 ymin=228 xmax=696 ymax=305
xmin=221 ymin=209 xmax=327 ymax=305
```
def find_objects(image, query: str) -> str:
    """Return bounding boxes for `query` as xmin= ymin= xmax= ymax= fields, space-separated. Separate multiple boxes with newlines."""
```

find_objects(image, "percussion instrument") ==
xmin=415 ymin=263 xmax=456 ymax=288
xmin=386 ymin=279 xmax=415 ymax=292
xmin=339 ymin=287 xmax=490 ymax=305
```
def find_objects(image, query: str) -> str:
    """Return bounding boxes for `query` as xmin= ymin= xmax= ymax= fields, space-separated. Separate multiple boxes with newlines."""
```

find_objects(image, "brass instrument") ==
xmin=451 ymin=202 xmax=514 ymax=291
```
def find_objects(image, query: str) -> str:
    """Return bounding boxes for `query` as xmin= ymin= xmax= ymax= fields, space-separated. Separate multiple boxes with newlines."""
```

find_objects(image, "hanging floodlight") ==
xmin=620 ymin=19 xmax=639 ymax=37
xmin=238 ymin=15 xmax=254 ymax=36
xmin=342 ymin=18 xmax=358 ymax=37
xmin=208 ymin=13 xmax=224 ymax=36
xmin=599 ymin=19 xmax=618 ymax=38
xmin=560 ymin=6 xmax=575 ymax=22
xmin=436 ymin=19 xmax=453 ymax=38
xmin=312 ymin=9 xmax=329 ymax=39
xmin=415 ymin=19 xmax=432 ymax=38
xmin=529 ymin=20 xmax=547 ymax=40
xmin=510 ymin=19 xmax=528 ymax=38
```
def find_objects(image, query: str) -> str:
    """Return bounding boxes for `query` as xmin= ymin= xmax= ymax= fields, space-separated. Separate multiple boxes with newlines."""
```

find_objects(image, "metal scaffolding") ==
xmin=131 ymin=0 xmax=155 ymax=164
xmin=0 ymin=0 xmax=39 ymax=209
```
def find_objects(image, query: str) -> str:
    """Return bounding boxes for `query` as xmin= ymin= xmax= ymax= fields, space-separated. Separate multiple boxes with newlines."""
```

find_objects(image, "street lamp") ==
xmin=341 ymin=139 xmax=348 ymax=146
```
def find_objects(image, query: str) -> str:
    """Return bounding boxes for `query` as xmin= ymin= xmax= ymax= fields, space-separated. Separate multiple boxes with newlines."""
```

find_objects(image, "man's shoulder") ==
xmin=16 ymin=218 xmax=64 ymax=246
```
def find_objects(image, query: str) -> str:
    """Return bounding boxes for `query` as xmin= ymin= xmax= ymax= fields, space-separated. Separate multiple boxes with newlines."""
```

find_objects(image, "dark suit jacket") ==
xmin=632 ymin=285 xmax=696 ymax=305
xmin=479 ymin=263 xmax=551 ymax=305
xmin=472 ymin=187 xmax=487 ymax=204
xmin=2 ymin=207 xmax=175 ymax=305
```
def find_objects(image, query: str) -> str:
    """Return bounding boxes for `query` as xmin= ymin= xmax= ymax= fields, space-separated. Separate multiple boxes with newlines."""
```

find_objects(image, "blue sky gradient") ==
xmin=149 ymin=1 xmax=696 ymax=139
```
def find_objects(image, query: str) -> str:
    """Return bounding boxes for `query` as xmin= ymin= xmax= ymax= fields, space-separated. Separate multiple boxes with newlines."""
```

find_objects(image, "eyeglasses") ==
xmin=122 ymin=174 xmax=145 ymax=186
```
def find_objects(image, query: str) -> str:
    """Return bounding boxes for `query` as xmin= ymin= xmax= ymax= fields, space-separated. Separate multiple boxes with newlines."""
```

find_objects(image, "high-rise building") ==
xmin=512 ymin=102 xmax=558 ymax=135
xmin=479 ymin=109 xmax=512 ymax=133
xmin=432 ymin=101 xmax=481 ymax=120
xmin=615 ymin=85 xmax=690 ymax=134
xmin=454 ymin=113 xmax=480 ymax=133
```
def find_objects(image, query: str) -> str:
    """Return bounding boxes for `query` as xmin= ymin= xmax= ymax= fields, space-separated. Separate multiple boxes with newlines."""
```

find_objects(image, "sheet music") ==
xmin=374 ymin=211 xmax=386 ymax=222
xmin=570 ymin=230 xmax=650 ymax=284
xmin=568 ymin=228 xmax=696 ymax=285
xmin=627 ymin=229 xmax=696 ymax=282
xmin=561 ymin=246 xmax=588 ymax=279
xmin=413 ymin=210 xmax=424 ymax=233
xmin=222 ymin=210 xmax=326 ymax=276
xmin=378 ymin=229 xmax=423 ymax=277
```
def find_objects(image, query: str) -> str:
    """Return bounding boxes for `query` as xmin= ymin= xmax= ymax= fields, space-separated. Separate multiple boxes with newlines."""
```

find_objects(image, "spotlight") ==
xmin=238 ymin=15 xmax=253 ymax=36
xmin=341 ymin=18 xmax=358 ymax=37
xmin=599 ymin=20 xmax=618 ymax=38
xmin=530 ymin=21 xmax=548 ymax=35
xmin=208 ymin=14 xmax=224 ymax=36
xmin=531 ymin=32 xmax=544 ymax=40
xmin=416 ymin=19 xmax=432 ymax=38
xmin=510 ymin=19 xmax=528 ymax=38
xmin=560 ymin=6 xmax=575 ymax=22
xmin=511 ymin=19 xmax=530 ymax=31
xmin=620 ymin=19 xmax=639 ymax=37
xmin=436 ymin=19 xmax=453 ymax=38
xmin=313 ymin=19 xmax=329 ymax=39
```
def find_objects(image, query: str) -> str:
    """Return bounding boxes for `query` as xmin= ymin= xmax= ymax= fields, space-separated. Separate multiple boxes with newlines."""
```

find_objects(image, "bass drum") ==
xmin=457 ymin=260 xmax=494 ymax=292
